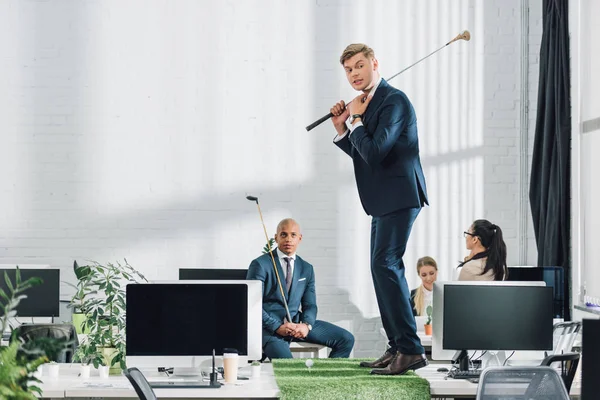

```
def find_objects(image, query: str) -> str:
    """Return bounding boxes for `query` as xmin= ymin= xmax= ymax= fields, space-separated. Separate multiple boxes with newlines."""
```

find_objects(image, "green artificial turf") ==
xmin=272 ymin=358 xmax=430 ymax=400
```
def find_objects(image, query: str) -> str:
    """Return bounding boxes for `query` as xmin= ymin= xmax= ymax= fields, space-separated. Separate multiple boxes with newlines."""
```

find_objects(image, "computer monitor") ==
xmin=507 ymin=266 xmax=566 ymax=318
xmin=178 ymin=268 xmax=248 ymax=281
xmin=432 ymin=280 xmax=547 ymax=361
xmin=0 ymin=268 xmax=60 ymax=317
xmin=443 ymin=284 xmax=553 ymax=370
xmin=125 ymin=280 xmax=262 ymax=370
xmin=582 ymin=319 xmax=600 ymax=400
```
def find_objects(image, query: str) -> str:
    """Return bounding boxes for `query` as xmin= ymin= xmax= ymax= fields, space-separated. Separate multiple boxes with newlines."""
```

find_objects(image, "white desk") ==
xmin=39 ymin=362 xmax=581 ymax=399
xmin=419 ymin=333 xmax=432 ymax=348
xmin=38 ymin=363 xmax=280 ymax=399
xmin=416 ymin=364 xmax=582 ymax=399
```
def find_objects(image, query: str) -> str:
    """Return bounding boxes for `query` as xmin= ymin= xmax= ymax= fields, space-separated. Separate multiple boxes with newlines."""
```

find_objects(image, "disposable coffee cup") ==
xmin=47 ymin=363 xmax=59 ymax=378
xmin=223 ymin=353 xmax=239 ymax=383
xmin=80 ymin=364 xmax=91 ymax=379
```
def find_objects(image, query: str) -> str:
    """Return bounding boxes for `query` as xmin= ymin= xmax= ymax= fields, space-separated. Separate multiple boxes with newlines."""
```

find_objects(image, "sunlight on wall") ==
xmin=0 ymin=11 xmax=19 ymax=232
xmin=336 ymin=185 xmax=376 ymax=318
xmin=82 ymin=2 xmax=316 ymax=214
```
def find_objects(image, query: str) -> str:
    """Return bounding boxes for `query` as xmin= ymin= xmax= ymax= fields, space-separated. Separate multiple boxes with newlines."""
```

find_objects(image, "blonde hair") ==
xmin=339 ymin=43 xmax=375 ymax=65
xmin=413 ymin=256 xmax=438 ymax=316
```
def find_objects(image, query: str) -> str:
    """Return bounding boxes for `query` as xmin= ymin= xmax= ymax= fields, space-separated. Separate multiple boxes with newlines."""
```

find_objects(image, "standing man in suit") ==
xmin=329 ymin=44 xmax=429 ymax=375
xmin=247 ymin=218 xmax=354 ymax=359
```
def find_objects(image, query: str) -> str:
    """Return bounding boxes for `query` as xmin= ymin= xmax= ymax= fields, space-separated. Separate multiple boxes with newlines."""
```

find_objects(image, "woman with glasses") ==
xmin=458 ymin=219 xmax=507 ymax=281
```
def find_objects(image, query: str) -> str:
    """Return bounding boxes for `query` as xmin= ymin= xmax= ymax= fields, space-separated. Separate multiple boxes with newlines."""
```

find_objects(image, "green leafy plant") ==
xmin=425 ymin=305 xmax=433 ymax=325
xmin=64 ymin=261 xmax=95 ymax=314
xmin=262 ymin=238 xmax=276 ymax=254
xmin=0 ymin=268 xmax=48 ymax=399
xmin=0 ymin=341 xmax=47 ymax=399
xmin=251 ymin=360 xmax=261 ymax=367
xmin=73 ymin=259 xmax=147 ymax=371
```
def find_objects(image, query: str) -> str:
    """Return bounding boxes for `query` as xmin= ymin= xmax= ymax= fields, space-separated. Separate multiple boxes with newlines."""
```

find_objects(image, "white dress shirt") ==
xmin=276 ymin=248 xmax=295 ymax=280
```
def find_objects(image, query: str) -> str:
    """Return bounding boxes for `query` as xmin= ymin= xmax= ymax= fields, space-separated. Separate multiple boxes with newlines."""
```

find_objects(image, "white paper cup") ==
xmin=98 ymin=365 xmax=109 ymax=379
xmin=251 ymin=365 xmax=261 ymax=379
xmin=80 ymin=364 xmax=91 ymax=379
xmin=223 ymin=353 xmax=239 ymax=383
xmin=47 ymin=363 xmax=59 ymax=378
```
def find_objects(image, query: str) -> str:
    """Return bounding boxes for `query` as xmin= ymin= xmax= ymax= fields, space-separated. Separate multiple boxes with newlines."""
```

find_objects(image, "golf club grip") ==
xmin=306 ymin=112 xmax=334 ymax=131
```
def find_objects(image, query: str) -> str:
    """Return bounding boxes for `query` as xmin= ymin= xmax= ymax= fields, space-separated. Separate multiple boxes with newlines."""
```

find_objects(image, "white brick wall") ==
xmin=0 ymin=0 xmax=541 ymax=357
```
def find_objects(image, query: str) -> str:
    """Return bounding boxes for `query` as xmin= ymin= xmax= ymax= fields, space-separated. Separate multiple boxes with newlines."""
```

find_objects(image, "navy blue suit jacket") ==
xmin=247 ymin=251 xmax=317 ymax=345
xmin=335 ymin=79 xmax=428 ymax=217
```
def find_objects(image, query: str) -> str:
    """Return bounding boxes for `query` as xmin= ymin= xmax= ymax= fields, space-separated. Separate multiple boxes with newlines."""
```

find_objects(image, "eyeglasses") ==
xmin=463 ymin=231 xmax=475 ymax=238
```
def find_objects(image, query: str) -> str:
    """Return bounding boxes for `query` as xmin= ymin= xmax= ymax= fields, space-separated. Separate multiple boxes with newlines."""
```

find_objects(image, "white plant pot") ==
xmin=251 ymin=365 xmax=261 ymax=379
xmin=80 ymin=364 xmax=91 ymax=379
xmin=98 ymin=365 xmax=109 ymax=379
xmin=47 ymin=363 xmax=60 ymax=378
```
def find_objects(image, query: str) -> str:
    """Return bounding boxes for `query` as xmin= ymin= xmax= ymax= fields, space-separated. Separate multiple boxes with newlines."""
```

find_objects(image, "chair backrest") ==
xmin=124 ymin=367 xmax=158 ymax=400
xmin=13 ymin=323 xmax=78 ymax=363
xmin=476 ymin=366 xmax=570 ymax=400
xmin=551 ymin=321 xmax=581 ymax=355
xmin=541 ymin=352 xmax=580 ymax=392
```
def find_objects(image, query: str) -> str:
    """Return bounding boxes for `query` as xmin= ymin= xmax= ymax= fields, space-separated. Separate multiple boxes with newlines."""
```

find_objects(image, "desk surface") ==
xmin=39 ymin=363 xmax=279 ymax=399
xmin=39 ymin=362 xmax=581 ymax=399
xmin=416 ymin=363 xmax=581 ymax=399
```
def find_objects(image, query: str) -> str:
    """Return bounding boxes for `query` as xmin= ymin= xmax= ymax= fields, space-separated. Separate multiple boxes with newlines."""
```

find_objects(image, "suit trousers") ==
xmin=262 ymin=320 xmax=355 ymax=359
xmin=371 ymin=207 xmax=424 ymax=355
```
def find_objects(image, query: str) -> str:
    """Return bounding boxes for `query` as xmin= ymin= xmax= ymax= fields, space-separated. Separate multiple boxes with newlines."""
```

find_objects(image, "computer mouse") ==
xmin=437 ymin=367 xmax=449 ymax=373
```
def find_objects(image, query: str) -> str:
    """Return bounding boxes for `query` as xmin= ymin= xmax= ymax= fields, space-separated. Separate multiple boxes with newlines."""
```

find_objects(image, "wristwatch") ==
xmin=304 ymin=323 xmax=313 ymax=331
xmin=351 ymin=114 xmax=362 ymax=124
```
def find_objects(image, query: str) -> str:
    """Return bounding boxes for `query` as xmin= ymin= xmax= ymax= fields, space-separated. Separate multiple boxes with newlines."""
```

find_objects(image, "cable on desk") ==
xmin=502 ymin=351 xmax=516 ymax=366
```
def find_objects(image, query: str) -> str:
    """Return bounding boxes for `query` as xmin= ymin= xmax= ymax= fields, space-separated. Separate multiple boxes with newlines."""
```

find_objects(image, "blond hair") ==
xmin=339 ymin=43 xmax=375 ymax=65
xmin=413 ymin=256 xmax=438 ymax=316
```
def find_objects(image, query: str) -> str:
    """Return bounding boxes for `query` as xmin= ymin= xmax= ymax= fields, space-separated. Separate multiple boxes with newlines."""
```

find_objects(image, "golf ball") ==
xmin=305 ymin=359 xmax=314 ymax=368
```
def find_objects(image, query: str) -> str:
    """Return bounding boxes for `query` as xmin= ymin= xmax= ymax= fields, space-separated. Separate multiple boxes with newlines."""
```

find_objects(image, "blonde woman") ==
xmin=410 ymin=257 xmax=438 ymax=316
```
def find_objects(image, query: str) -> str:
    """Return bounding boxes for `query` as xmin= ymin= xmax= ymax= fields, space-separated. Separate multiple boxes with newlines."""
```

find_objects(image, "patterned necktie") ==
xmin=284 ymin=257 xmax=292 ymax=294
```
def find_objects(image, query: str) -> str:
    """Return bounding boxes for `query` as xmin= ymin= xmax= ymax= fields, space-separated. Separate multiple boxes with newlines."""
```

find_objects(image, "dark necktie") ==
xmin=284 ymin=257 xmax=292 ymax=294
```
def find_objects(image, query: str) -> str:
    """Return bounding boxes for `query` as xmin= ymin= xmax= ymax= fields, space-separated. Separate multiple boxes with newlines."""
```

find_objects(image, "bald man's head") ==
xmin=275 ymin=218 xmax=302 ymax=256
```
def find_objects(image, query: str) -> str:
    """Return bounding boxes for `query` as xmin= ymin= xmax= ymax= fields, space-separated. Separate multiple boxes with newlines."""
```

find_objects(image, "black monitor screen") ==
xmin=179 ymin=269 xmax=248 ymax=281
xmin=507 ymin=267 xmax=565 ymax=318
xmin=126 ymin=283 xmax=248 ymax=356
xmin=443 ymin=285 xmax=553 ymax=351
xmin=583 ymin=319 xmax=600 ymax=400
xmin=0 ymin=269 xmax=60 ymax=317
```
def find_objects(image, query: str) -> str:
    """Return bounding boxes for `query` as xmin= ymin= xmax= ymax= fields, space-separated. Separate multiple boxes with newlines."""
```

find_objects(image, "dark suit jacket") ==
xmin=247 ymin=251 xmax=317 ymax=345
xmin=334 ymin=79 xmax=428 ymax=217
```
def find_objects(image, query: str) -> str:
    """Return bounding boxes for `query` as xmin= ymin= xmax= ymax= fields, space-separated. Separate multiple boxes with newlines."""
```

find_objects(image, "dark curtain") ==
xmin=529 ymin=0 xmax=571 ymax=320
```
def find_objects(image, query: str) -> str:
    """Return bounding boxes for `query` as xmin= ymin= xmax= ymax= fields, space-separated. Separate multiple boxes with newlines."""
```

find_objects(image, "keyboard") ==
xmin=447 ymin=369 xmax=481 ymax=380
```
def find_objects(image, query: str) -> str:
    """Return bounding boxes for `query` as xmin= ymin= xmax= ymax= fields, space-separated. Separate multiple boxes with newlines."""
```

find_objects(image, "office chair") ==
xmin=12 ymin=323 xmax=78 ymax=363
xmin=549 ymin=321 xmax=581 ymax=356
xmin=476 ymin=366 xmax=570 ymax=400
xmin=540 ymin=352 xmax=580 ymax=392
xmin=124 ymin=367 xmax=158 ymax=400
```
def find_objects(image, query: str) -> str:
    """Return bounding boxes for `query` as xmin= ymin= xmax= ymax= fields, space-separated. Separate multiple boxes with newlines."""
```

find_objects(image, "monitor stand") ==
xmin=452 ymin=350 xmax=470 ymax=372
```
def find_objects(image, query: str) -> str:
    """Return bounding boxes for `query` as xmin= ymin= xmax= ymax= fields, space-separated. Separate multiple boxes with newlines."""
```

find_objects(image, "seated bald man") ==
xmin=247 ymin=218 xmax=355 ymax=359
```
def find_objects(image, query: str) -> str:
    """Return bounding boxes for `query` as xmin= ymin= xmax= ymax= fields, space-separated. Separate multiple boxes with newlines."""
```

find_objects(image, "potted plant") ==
xmin=73 ymin=259 xmax=147 ymax=375
xmin=0 ymin=268 xmax=49 ymax=399
xmin=262 ymin=238 xmax=276 ymax=254
xmin=65 ymin=261 xmax=96 ymax=334
xmin=424 ymin=305 xmax=433 ymax=335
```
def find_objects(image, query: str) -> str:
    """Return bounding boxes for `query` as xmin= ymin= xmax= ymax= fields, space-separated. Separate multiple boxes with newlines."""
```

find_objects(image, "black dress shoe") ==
xmin=370 ymin=352 xmax=428 ymax=375
xmin=359 ymin=349 xmax=396 ymax=368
